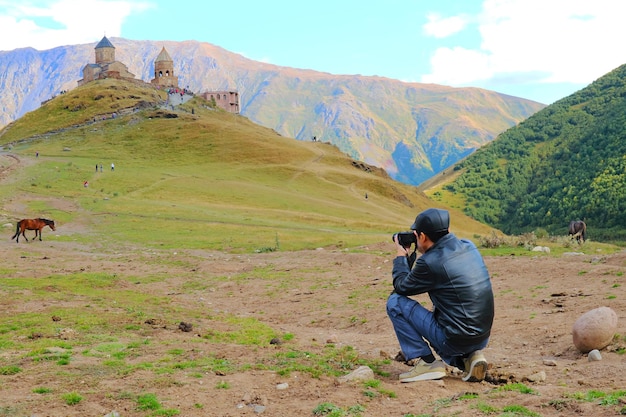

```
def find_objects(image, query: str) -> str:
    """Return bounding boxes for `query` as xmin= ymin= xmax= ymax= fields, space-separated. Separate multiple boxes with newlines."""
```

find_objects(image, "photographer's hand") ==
xmin=393 ymin=235 xmax=410 ymax=257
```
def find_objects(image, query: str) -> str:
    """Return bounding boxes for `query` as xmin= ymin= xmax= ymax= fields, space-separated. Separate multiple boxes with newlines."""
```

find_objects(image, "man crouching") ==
xmin=387 ymin=208 xmax=494 ymax=382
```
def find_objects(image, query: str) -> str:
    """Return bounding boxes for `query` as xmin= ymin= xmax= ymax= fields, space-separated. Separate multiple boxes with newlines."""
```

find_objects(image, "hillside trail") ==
xmin=0 ymin=153 xmax=21 ymax=181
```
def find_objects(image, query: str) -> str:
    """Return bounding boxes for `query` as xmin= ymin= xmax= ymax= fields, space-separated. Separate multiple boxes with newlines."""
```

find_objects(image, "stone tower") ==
xmin=95 ymin=36 xmax=115 ymax=64
xmin=151 ymin=47 xmax=178 ymax=88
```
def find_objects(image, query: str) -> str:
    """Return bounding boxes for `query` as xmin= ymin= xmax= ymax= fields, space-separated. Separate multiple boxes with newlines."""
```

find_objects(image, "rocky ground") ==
xmin=1 ymin=234 xmax=625 ymax=416
xmin=1 ymin=152 xmax=625 ymax=416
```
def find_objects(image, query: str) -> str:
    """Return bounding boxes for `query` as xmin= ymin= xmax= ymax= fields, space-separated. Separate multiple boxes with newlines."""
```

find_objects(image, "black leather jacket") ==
xmin=392 ymin=233 xmax=494 ymax=346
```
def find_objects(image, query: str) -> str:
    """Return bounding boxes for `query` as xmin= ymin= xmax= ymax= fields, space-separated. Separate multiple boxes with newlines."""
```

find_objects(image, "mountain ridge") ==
xmin=0 ymin=37 xmax=544 ymax=185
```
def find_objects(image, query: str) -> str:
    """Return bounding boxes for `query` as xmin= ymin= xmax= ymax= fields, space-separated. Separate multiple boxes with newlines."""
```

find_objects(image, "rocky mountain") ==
xmin=0 ymin=37 xmax=544 ymax=185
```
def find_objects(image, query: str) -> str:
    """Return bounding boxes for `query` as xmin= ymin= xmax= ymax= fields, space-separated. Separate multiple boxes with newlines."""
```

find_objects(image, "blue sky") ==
xmin=0 ymin=0 xmax=623 ymax=104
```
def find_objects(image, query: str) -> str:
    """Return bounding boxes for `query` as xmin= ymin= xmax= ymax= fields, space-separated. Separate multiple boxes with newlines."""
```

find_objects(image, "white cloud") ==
xmin=421 ymin=0 xmax=626 ymax=88
xmin=422 ymin=47 xmax=491 ymax=85
xmin=423 ymin=13 xmax=468 ymax=38
xmin=0 ymin=0 xmax=153 ymax=51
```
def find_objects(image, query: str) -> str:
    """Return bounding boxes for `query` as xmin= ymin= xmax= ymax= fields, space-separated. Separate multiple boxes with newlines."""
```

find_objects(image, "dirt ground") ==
xmin=1 ymin=154 xmax=625 ymax=417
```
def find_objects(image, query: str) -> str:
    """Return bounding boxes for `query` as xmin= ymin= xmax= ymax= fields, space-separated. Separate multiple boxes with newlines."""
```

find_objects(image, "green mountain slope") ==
xmin=424 ymin=64 xmax=626 ymax=241
xmin=0 ymin=79 xmax=495 ymax=252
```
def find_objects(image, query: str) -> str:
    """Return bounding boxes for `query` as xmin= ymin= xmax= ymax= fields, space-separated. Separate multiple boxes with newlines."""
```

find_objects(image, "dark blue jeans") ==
xmin=386 ymin=292 xmax=488 ymax=369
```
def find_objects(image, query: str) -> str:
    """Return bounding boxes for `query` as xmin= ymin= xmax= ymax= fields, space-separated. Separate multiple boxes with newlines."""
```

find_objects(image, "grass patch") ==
xmin=215 ymin=381 xmax=230 ymax=389
xmin=61 ymin=392 xmax=83 ymax=406
xmin=202 ymin=315 xmax=278 ymax=345
xmin=569 ymin=389 xmax=626 ymax=406
xmin=495 ymin=383 xmax=538 ymax=395
xmin=362 ymin=379 xmax=396 ymax=399
xmin=0 ymin=366 xmax=21 ymax=375
xmin=136 ymin=393 xmax=180 ymax=415
xmin=500 ymin=404 xmax=540 ymax=416
xmin=312 ymin=402 xmax=366 ymax=416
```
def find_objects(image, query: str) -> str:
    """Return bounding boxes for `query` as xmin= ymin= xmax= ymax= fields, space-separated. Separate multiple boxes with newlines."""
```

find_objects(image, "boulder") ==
xmin=572 ymin=307 xmax=618 ymax=353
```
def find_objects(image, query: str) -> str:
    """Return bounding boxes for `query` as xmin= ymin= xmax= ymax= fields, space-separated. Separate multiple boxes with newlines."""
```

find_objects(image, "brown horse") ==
xmin=11 ymin=218 xmax=56 ymax=243
xmin=568 ymin=220 xmax=587 ymax=243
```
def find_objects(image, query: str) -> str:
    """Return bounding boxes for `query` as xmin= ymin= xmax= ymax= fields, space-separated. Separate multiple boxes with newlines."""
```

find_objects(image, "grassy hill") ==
xmin=0 ymin=79 xmax=495 ymax=252
xmin=422 ymin=63 xmax=626 ymax=243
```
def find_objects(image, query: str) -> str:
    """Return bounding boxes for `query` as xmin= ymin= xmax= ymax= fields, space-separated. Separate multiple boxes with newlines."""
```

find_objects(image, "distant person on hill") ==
xmin=387 ymin=208 xmax=494 ymax=383
xmin=111 ymin=163 xmax=115 ymax=171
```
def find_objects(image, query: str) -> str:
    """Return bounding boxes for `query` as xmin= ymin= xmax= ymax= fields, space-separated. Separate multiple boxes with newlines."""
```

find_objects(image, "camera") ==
xmin=392 ymin=231 xmax=417 ymax=246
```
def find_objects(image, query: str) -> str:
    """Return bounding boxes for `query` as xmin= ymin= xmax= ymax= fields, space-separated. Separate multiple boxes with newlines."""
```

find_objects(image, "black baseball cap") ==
xmin=411 ymin=208 xmax=450 ymax=237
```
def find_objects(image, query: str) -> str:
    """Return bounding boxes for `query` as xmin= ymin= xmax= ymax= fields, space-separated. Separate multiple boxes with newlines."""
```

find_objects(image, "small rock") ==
xmin=590 ymin=256 xmax=606 ymax=264
xmin=336 ymin=365 xmax=375 ymax=383
xmin=379 ymin=349 xmax=394 ymax=360
xmin=531 ymin=246 xmax=550 ymax=253
xmin=542 ymin=359 xmax=557 ymax=366
xmin=588 ymin=349 xmax=602 ymax=361
xmin=178 ymin=322 xmax=193 ymax=332
xmin=326 ymin=334 xmax=338 ymax=344
xmin=525 ymin=370 xmax=546 ymax=383
xmin=58 ymin=328 xmax=77 ymax=340
xmin=276 ymin=383 xmax=289 ymax=390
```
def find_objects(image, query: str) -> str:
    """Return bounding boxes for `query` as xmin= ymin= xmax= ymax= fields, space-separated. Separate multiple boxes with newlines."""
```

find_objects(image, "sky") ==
xmin=0 ymin=0 xmax=625 ymax=104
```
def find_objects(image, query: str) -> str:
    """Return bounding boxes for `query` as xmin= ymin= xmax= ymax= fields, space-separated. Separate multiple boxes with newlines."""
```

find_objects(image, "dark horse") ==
xmin=11 ymin=218 xmax=56 ymax=243
xmin=568 ymin=220 xmax=587 ymax=243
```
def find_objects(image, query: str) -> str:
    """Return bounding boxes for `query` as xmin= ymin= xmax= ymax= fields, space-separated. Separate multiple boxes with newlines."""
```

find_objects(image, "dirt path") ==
xmin=0 ymin=153 xmax=21 ymax=180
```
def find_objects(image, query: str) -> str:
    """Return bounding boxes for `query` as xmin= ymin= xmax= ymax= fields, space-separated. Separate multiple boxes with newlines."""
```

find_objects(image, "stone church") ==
xmin=78 ymin=36 xmax=136 ymax=86
xmin=78 ymin=36 xmax=178 ymax=88
xmin=77 ymin=36 xmax=239 ymax=113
